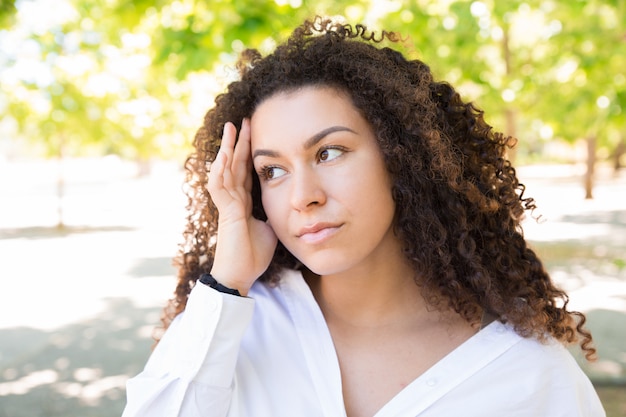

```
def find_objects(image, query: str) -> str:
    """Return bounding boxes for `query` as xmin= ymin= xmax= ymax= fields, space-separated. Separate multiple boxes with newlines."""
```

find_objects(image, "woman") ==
xmin=123 ymin=18 xmax=605 ymax=417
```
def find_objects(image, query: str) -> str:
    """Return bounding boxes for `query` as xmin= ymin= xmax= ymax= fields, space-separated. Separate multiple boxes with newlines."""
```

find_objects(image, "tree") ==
xmin=536 ymin=0 xmax=626 ymax=198
xmin=2 ymin=0 xmax=624 ymax=210
xmin=379 ymin=0 xmax=626 ymax=198
xmin=379 ymin=0 xmax=565 ymax=164
xmin=0 ymin=0 xmax=16 ymax=29
xmin=1 ymin=0 xmax=156 ymax=226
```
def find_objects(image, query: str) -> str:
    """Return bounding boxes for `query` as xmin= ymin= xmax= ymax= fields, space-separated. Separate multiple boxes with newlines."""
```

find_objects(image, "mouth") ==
xmin=296 ymin=222 xmax=342 ymax=244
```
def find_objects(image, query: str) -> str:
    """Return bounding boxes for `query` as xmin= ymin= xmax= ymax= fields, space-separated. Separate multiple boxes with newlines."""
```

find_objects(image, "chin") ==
xmin=285 ymin=243 xmax=358 ymax=276
xmin=298 ymin=257 xmax=353 ymax=277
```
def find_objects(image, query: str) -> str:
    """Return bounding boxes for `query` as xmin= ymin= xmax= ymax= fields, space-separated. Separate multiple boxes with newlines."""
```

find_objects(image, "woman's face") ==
xmin=250 ymin=86 xmax=401 ymax=277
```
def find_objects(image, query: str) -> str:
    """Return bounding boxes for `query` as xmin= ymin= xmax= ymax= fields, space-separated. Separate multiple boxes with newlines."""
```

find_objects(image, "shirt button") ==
xmin=426 ymin=378 xmax=437 ymax=387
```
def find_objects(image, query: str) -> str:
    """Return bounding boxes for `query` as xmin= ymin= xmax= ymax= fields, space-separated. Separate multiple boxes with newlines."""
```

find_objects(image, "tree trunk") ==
xmin=501 ymin=23 xmax=517 ymax=164
xmin=505 ymin=108 xmax=517 ymax=163
xmin=613 ymin=139 xmax=625 ymax=173
xmin=56 ymin=137 xmax=66 ymax=229
xmin=136 ymin=158 xmax=152 ymax=177
xmin=584 ymin=136 xmax=596 ymax=200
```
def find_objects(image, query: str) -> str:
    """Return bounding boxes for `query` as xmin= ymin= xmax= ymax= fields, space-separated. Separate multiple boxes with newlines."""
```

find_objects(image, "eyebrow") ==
xmin=252 ymin=126 xmax=357 ymax=159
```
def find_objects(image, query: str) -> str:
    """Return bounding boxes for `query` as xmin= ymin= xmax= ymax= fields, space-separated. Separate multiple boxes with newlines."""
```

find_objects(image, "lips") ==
xmin=296 ymin=222 xmax=342 ymax=244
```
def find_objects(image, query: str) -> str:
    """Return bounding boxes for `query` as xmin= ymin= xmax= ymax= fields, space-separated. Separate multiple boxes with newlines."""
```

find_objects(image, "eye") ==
xmin=258 ymin=165 xmax=287 ymax=181
xmin=318 ymin=146 xmax=345 ymax=162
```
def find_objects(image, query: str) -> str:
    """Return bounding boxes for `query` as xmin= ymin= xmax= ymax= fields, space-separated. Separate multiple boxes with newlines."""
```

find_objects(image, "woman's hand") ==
xmin=207 ymin=119 xmax=278 ymax=296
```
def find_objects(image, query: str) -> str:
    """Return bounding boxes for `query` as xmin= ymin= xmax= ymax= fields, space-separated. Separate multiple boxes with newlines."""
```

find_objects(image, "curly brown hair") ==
xmin=163 ymin=17 xmax=595 ymax=359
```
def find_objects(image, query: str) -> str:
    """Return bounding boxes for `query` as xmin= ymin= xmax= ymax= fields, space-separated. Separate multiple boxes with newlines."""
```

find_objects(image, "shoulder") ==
xmin=476 ymin=323 xmax=590 ymax=388
xmin=499 ymin=327 xmax=587 ymax=381
xmin=426 ymin=323 xmax=605 ymax=416
xmin=470 ymin=324 xmax=605 ymax=416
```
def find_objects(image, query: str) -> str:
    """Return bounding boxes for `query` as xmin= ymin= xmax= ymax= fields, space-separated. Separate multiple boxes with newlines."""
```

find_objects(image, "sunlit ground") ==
xmin=0 ymin=158 xmax=624 ymax=416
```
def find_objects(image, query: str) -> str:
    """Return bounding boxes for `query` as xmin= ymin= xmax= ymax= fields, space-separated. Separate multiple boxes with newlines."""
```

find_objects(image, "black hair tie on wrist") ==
xmin=199 ymin=273 xmax=241 ymax=296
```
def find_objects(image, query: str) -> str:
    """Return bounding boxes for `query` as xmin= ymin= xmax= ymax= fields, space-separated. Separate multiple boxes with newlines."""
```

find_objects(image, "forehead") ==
xmin=253 ymin=85 xmax=354 ymax=118
xmin=250 ymin=86 xmax=364 ymax=148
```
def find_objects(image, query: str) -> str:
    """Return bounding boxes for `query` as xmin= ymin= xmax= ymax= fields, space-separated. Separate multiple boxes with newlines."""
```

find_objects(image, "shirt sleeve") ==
xmin=121 ymin=282 xmax=256 ymax=417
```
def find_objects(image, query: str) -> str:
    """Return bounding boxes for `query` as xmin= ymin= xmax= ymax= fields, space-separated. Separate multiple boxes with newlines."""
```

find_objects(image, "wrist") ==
xmin=204 ymin=271 xmax=252 ymax=296
xmin=199 ymin=273 xmax=244 ymax=297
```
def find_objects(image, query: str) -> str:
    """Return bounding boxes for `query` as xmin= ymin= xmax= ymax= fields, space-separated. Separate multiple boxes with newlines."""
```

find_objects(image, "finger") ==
xmin=220 ymin=122 xmax=237 ymax=189
xmin=243 ymin=118 xmax=254 ymax=193
xmin=208 ymin=123 xmax=235 ymax=203
xmin=220 ymin=122 xmax=237 ymax=154
xmin=207 ymin=149 xmax=227 ymax=201
xmin=232 ymin=118 xmax=253 ymax=191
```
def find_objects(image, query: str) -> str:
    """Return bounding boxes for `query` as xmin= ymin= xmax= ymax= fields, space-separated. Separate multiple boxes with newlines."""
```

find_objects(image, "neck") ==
xmin=304 ymin=255 xmax=428 ymax=328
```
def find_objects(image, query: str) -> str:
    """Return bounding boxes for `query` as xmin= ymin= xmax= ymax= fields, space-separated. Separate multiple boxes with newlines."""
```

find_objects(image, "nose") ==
xmin=290 ymin=166 xmax=327 ymax=211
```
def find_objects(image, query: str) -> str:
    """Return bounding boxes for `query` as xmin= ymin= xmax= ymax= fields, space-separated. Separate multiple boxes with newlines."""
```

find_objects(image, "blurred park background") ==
xmin=0 ymin=0 xmax=625 ymax=416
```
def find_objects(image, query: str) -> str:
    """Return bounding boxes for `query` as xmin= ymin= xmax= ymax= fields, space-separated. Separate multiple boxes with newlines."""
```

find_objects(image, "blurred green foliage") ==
xmin=0 ymin=0 xmax=16 ymax=29
xmin=0 ymin=0 xmax=625 ymax=176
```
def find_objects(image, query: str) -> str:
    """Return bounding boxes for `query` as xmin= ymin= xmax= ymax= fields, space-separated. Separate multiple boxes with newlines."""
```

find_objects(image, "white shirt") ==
xmin=122 ymin=269 xmax=605 ymax=417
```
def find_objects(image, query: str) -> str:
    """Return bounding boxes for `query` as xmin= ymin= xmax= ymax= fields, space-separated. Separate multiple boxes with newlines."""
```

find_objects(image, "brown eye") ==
xmin=258 ymin=166 xmax=287 ymax=181
xmin=317 ymin=147 xmax=344 ymax=163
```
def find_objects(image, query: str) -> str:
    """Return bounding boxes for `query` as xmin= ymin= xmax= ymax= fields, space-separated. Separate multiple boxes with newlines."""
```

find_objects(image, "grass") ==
xmin=596 ymin=385 xmax=626 ymax=417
